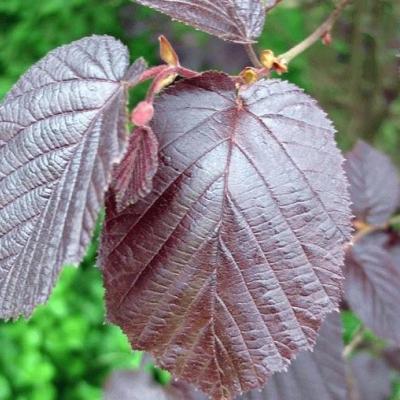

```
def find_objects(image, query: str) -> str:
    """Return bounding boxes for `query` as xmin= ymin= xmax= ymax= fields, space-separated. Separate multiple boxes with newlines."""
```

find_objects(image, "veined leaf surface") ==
xmin=0 ymin=35 xmax=146 ymax=319
xmin=101 ymin=72 xmax=351 ymax=399
xmin=134 ymin=0 xmax=266 ymax=43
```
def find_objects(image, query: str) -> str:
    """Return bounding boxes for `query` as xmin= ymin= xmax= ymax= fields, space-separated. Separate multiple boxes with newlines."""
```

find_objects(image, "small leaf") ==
xmin=133 ymin=0 xmax=266 ymax=43
xmin=101 ymin=72 xmax=351 ymax=399
xmin=349 ymin=353 xmax=392 ymax=400
xmin=344 ymin=232 xmax=400 ymax=345
xmin=0 ymin=35 xmax=146 ymax=319
xmin=159 ymin=35 xmax=179 ymax=67
xmin=344 ymin=140 xmax=400 ymax=225
xmin=112 ymin=126 xmax=159 ymax=211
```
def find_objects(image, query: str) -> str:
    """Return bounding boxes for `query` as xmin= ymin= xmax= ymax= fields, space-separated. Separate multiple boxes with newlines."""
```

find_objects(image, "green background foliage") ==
xmin=0 ymin=0 xmax=399 ymax=399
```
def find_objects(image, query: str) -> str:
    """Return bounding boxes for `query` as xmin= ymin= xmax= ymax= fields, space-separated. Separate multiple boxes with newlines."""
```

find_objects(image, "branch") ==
xmin=244 ymin=43 xmax=262 ymax=68
xmin=278 ymin=0 xmax=351 ymax=64
xmin=343 ymin=325 xmax=365 ymax=358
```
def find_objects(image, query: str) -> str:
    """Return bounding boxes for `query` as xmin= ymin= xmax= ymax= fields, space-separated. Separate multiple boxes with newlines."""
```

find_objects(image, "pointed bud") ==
xmin=131 ymin=101 xmax=154 ymax=126
xmin=159 ymin=35 xmax=179 ymax=67
xmin=322 ymin=32 xmax=332 ymax=46
xmin=260 ymin=49 xmax=275 ymax=69
xmin=240 ymin=67 xmax=258 ymax=85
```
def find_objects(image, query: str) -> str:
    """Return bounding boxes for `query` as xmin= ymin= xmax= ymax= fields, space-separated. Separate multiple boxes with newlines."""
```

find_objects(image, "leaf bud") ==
xmin=260 ymin=49 xmax=275 ymax=69
xmin=131 ymin=101 xmax=154 ymax=126
xmin=322 ymin=32 xmax=332 ymax=46
xmin=159 ymin=35 xmax=179 ymax=67
xmin=240 ymin=67 xmax=259 ymax=85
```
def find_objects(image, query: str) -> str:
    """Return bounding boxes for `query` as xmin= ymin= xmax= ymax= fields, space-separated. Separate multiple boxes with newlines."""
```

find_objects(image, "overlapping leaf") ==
xmin=133 ymin=0 xmax=266 ymax=43
xmin=0 ymin=35 xmax=146 ymax=319
xmin=344 ymin=140 xmax=400 ymax=225
xmin=238 ymin=313 xmax=347 ymax=400
xmin=349 ymin=353 xmax=392 ymax=400
xmin=344 ymin=232 xmax=400 ymax=345
xmin=101 ymin=72 xmax=351 ymax=399
xmin=112 ymin=126 xmax=159 ymax=211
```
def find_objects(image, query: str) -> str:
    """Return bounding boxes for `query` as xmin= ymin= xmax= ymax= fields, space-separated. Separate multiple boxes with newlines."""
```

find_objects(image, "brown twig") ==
xmin=244 ymin=43 xmax=262 ymax=68
xmin=278 ymin=0 xmax=351 ymax=64
xmin=343 ymin=325 xmax=365 ymax=358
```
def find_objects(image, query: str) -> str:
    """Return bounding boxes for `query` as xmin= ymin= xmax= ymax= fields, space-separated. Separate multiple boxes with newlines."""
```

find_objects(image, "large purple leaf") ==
xmin=112 ymin=126 xmax=159 ymax=212
xmin=237 ymin=313 xmax=347 ymax=400
xmin=344 ymin=140 xmax=400 ymax=225
xmin=344 ymin=232 xmax=400 ymax=345
xmin=0 ymin=35 xmax=146 ymax=319
xmin=349 ymin=353 xmax=392 ymax=400
xmin=101 ymin=72 xmax=351 ymax=399
xmin=133 ymin=0 xmax=266 ymax=43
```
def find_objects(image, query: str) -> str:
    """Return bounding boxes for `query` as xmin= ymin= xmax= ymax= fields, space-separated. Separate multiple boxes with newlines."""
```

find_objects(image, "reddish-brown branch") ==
xmin=244 ymin=43 xmax=262 ymax=68
xmin=279 ymin=0 xmax=351 ymax=64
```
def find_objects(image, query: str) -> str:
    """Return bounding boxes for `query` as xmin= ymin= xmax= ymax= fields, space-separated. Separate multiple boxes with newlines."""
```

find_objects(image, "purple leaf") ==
xmin=100 ymin=72 xmax=351 ymax=399
xmin=344 ymin=140 xmax=400 ymax=225
xmin=104 ymin=370 xmax=169 ymax=400
xmin=167 ymin=381 xmax=208 ymax=400
xmin=112 ymin=126 xmax=159 ymax=211
xmin=104 ymin=369 xmax=205 ymax=400
xmin=237 ymin=313 xmax=347 ymax=400
xmin=0 ymin=35 xmax=146 ymax=319
xmin=133 ymin=0 xmax=266 ymax=43
xmin=344 ymin=232 xmax=400 ymax=345
xmin=349 ymin=353 xmax=392 ymax=400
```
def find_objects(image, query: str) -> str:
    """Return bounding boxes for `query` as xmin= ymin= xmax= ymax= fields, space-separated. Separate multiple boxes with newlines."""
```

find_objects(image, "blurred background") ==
xmin=0 ymin=0 xmax=399 ymax=399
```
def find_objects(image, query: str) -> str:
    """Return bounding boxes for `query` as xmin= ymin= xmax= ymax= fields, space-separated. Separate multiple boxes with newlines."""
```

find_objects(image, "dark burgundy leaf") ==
xmin=0 ymin=35 xmax=146 ymax=319
xmin=344 ymin=232 xmax=400 ymax=345
xmin=237 ymin=313 xmax=347 ymax=400
xmin=101 ymin=72 xmax=351 ymax=399
xmin=344 ymin=140 xmax=400 ymax=225
xmin=349 ymin=353 xmax=392 ymax=400
xmin=112 ymin=126 xmax=159 ymax=211
xmin=134 ymin=0 xmax=266 ymax=43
